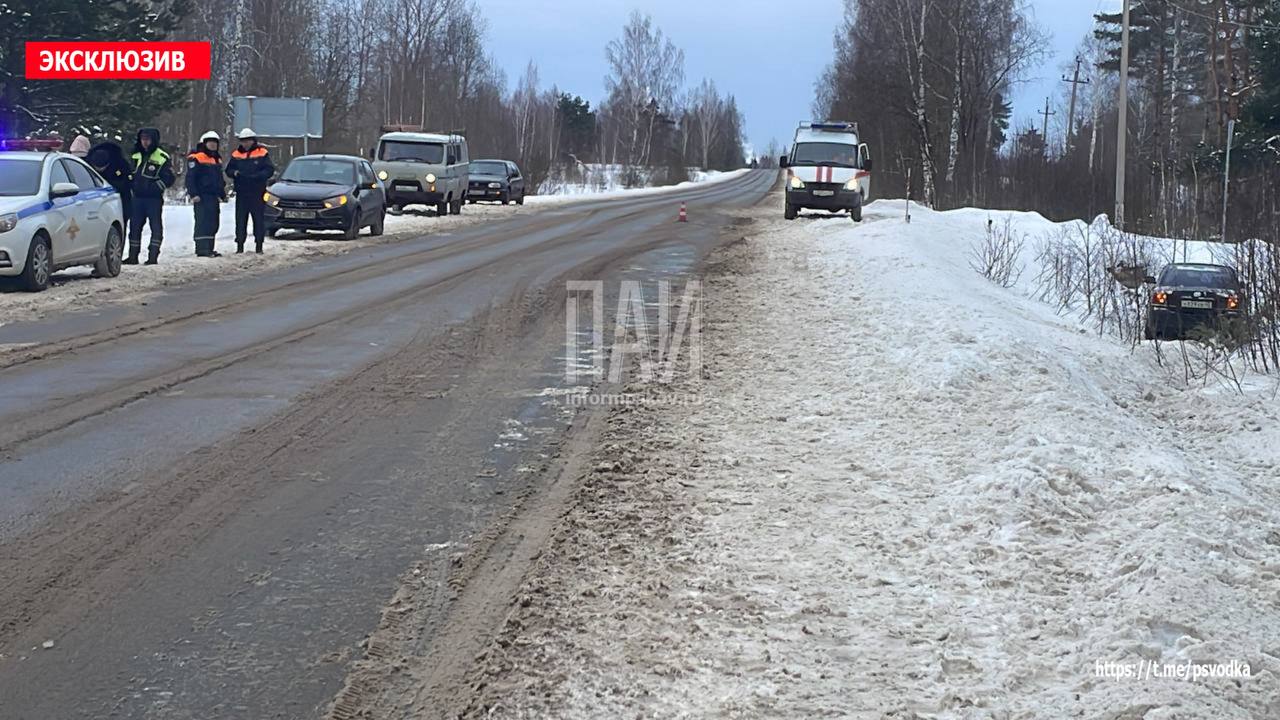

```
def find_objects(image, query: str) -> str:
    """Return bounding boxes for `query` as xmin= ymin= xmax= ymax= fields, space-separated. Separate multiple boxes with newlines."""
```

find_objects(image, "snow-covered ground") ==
xmin=464 ymin=199 xmax=1280 ymax=718
xmin=536 ymin=162 xmax=735 ymax=196
xmin=0 ymin=170 xmax=746 ymax=321
xmin=525 ymin=168 xmax=747 ymax=207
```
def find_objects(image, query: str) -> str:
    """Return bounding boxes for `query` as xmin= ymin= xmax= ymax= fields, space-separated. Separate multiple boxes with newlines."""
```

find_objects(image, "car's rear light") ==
xmin=1227 ymin=295 xmax=1240 ymax=310
xmin=1153 ymin=291 xmax=1168 ymax=305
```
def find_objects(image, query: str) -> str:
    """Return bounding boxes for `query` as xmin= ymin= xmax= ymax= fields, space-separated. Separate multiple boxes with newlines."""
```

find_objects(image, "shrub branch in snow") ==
xmin=969 ymin=217 xmax=1025 ymax=289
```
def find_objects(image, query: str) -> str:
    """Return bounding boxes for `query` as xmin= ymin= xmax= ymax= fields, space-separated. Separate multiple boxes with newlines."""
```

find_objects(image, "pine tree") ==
xmin=0 ymin=0 xmax=192 ymax=138
xmin=1246 ymin=0 xmax=1280 ymax=138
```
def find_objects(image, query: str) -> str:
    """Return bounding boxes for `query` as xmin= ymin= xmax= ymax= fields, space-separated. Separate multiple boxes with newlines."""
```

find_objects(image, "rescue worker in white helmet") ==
xmin=225 ymin=128 xmax=274 ymax=254
xmin=185 ymin=131 xmax=227 ymax=258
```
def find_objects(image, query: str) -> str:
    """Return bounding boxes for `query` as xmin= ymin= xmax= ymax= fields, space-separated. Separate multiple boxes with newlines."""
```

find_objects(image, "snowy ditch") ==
xmin=460 ymin=199 xmax=1280 ymax=718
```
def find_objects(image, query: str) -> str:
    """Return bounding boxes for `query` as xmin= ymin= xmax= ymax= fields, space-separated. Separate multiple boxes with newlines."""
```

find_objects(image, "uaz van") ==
xmin=372 ymin=130 xmax=469 ymax=216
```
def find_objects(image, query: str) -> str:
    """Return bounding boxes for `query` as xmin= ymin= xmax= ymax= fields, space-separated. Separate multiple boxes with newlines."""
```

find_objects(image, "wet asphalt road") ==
xmin=0 ymin=170 xmax=775 ymax=719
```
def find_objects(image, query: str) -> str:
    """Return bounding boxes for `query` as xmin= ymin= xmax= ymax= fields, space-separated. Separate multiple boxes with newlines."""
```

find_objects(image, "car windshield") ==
xmin=791 ymin=142 xmax=859 ymax=167
xmin=379 ymin=141 xmax=444 ymax=164
xmin=281 ymin=159 xmax=354 ymax=185
xmin=0 ymin=159 xmax=43 ymax=196
xmin=1161 ymin=266 xmax=1237 ymax=288
xmin=471 ymin=161 xmax=507 ymax=176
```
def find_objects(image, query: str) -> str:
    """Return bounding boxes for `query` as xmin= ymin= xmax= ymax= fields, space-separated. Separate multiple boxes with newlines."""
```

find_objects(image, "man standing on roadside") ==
xmin=225 ymin=128 xmax=274 ymax=254
xmin=186 ymin=131 xmax=227 ymax=258
xmin=129 ymin=127 xmax=176 ymax=265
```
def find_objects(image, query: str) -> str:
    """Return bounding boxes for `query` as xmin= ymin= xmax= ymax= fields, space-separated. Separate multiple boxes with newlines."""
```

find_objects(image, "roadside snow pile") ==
xmin=534 ymin=162 xmax=735 ymax=198
xmin=525 ymin=169 xmax=747 ymax=208
xmin=462 ymin=199 xmax=1280 ymax=718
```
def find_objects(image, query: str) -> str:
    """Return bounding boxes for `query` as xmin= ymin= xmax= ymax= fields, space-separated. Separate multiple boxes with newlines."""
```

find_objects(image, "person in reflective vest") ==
xmin=185 ymin=131 xmax=227 ymax=258
xmin=225 ymin=128 xmax=274 ymax=254
xmin=129 ymin=127 xmax=175 ymax=265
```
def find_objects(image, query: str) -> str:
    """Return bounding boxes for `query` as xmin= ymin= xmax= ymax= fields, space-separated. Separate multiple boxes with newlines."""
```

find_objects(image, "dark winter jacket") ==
xmin=130 ymin=128 xmax=175 ymax=199
xmin=185 ymin=147 xmax=227 ymax=200
xmin=87 ymin=142 xmax=133 ymax=200
xmin=225 ymin=143 xmax=275 ymax=194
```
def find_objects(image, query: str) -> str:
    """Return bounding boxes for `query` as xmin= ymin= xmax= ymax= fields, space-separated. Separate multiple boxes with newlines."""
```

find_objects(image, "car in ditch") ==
xmin=1144 ymin=262 xmax=1245 ymax=341
xmin=264 ymin=155 xmax=386 ymax=240
xmin=467 ymin=159 xmax=525 ymax=205
xmin=0 ymin=141 xmax=125 ymax=292
xmin=779 ymin=121 xmax=872 ymax=222
xmin=371 ymin=129 xmax=469 ymax=216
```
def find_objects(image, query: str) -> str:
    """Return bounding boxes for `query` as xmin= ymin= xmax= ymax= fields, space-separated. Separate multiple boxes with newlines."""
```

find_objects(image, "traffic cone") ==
xmin=677 ymin=202 xmax=688 ymax=222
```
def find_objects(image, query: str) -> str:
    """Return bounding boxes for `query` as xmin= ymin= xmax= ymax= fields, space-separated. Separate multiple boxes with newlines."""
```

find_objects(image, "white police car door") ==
xmin=43 ymin=159 xmax=81 ymax=263
xmin=60 ymin=158 xmax=109 ymax=262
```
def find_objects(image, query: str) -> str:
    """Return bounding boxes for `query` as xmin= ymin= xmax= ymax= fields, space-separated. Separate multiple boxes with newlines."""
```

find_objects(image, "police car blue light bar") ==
xmin=0 ymin=138 xmax=63 ymax=151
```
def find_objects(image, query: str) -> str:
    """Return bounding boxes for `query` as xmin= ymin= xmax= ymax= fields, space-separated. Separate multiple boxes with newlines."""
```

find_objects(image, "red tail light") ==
xmin=1153 ymin=291 xmax=1168 ymax=305
xmin=1227 ymin=295 xmax=1240 ymax=310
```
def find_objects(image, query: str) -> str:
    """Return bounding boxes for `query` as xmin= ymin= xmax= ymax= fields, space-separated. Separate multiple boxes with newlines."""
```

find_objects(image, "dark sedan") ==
xmin=467 ymin=159 xmax=525 ymax=205
xmin=265 ymin=155 xmax=386 ymax=239
xmin=1144 ymin=263 xmax=1245 ymax=341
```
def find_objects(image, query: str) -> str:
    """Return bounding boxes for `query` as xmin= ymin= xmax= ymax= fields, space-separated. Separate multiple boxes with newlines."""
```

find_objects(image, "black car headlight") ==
xmin=323 ymin=195 xmax=349 ymax=210
xmin=488 ymin=182 xmax=502 ymax=189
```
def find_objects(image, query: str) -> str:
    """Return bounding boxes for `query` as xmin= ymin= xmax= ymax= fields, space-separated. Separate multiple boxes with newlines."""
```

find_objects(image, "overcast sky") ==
xmin=480 ymin=0 xmax=1123 ymax=153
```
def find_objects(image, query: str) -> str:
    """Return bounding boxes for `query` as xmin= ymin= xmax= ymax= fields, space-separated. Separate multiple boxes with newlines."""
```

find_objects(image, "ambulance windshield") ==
xmin=791 ymin=142 xmax=859 ymax=168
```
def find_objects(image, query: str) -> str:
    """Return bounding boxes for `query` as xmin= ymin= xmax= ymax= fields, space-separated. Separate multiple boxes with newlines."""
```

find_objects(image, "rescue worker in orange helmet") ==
xmin=185 ymin=131 xmax=227 ymax=257
xmin=225 ymin=128 xmax=274 ymax=254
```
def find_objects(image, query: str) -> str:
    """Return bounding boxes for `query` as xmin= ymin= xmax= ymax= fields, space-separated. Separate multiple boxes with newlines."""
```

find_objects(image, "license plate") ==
xmin=813 ymin=190 xmax=834 ymax=197
xmin=1181 ymin=300 xmax=1212 ymax=309
xmin=283 ymin=210 xmax=315 ymax=219
xmin=395 ymin=184 xmax=417 ymax=192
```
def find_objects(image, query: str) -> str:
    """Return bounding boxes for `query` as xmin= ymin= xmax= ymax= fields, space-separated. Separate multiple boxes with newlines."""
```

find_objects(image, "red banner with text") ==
xmin=25 ymin=42 xmax=212 ymax=80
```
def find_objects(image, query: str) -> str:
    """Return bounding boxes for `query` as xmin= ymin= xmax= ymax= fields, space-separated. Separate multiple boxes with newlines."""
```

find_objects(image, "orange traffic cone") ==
xmin=677 ymin=202 xmax=688 ymax=222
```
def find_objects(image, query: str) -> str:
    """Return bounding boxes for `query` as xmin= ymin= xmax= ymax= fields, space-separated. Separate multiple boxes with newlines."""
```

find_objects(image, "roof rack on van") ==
xmin=799 ymin=121 xmax=858 ymax=133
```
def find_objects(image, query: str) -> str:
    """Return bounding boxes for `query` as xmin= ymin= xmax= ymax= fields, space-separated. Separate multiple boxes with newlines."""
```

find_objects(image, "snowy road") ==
xmin=458 ymin=200 xmax=1280 ymax=718
xmin=0 ymin=170 xmax=774 ymax=719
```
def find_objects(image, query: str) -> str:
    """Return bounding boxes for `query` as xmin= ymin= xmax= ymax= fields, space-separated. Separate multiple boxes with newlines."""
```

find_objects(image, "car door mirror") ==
xmin=368 ymin=147 xmax=376 ymax=160
xmin=1143 ymin=275 xmax=1158 ymax=285
xmin=50 ymin=182 xmax=80 ymax=199
xmin=778 ymin=155 xmax=789 ymax=169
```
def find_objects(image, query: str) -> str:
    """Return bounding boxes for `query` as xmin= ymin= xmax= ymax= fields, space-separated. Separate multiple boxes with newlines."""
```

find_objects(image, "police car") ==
xmin=0 ymin=139 xmax=125 ymax=292
xmin=779 ymin=121 xmax=873 ymax=222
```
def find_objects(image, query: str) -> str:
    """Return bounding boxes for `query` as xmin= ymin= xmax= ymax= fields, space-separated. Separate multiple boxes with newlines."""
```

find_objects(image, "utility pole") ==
xmin=1038 ymin=97 xmax=1056 ymax=155
xmin=1061 ymin=56 xmax=1091 ymax=153
xmin=1222 ymin=73 xmax=1240 ymax=243
xmin=1115 ymin=0 xmax=1131 ymax=230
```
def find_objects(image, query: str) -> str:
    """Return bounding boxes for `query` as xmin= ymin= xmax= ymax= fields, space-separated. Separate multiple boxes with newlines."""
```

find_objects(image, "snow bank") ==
xmin=533 ymin=163 xmax=739 ymax=199
xmin=464 ymin=199 xmax=1280 ymax=718
xmin=524 ymin=169 xmax=747 ymax=208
